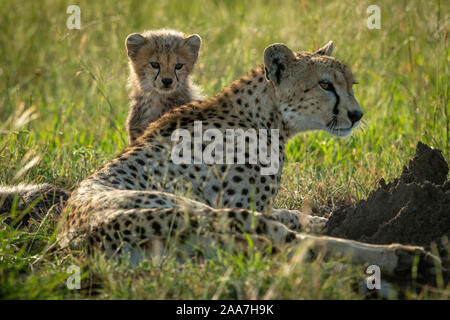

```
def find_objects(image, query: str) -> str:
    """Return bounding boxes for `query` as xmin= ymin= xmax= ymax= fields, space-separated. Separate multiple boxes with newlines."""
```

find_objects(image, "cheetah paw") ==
xmin=394 ymin=246 xmax=443 ymax=282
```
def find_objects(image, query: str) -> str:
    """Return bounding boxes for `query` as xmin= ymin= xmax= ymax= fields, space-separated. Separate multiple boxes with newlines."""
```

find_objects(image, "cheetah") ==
xmin=57 ymin=41 xmax=439 ymax=280
xmin=0 ymin=183 xmax=69 ymax=224
xmin=125 ymin=29 xmax=203 ymax=144
xmin=0 ymin=29 xmax=203 ymax=221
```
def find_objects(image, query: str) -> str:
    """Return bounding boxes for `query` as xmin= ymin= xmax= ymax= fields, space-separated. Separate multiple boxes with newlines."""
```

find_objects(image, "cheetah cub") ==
xmin=0 ymin=30 xmax=203 ymax=221
xmin=125 ymin=29 xmax=203 ymax=144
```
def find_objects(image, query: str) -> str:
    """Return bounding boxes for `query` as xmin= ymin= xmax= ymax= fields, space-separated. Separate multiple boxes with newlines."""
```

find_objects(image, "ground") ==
xmin=0 ymin=0 xmax=449 ymax=299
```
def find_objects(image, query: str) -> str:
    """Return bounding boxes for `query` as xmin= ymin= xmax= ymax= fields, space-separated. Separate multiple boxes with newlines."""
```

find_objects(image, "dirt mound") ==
xmin=327 ymin=142 xmax=449 ymax=250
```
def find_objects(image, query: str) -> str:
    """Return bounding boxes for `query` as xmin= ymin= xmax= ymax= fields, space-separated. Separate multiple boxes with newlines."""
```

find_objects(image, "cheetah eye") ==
xmin=175 ymin=63 xmax=184 ymax=70
xmin=150 ymin=62 xmax=160 ymax=69
xmin=319 ymin=80 xmax=333 ymax=91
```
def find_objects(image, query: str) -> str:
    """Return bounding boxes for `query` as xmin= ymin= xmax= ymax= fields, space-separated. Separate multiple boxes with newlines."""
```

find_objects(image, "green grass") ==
xmin=0 ymin=0 xmax=449 ymax=299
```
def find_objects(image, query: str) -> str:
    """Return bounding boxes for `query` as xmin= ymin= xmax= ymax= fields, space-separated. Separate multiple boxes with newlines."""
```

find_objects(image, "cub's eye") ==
xmin=319 ymin=80 xmax=332 ymax=91
xmin=150 ymin=62 xmax=160 ymax=69
xmin=175 ymin=63 xmax=184 ymax=70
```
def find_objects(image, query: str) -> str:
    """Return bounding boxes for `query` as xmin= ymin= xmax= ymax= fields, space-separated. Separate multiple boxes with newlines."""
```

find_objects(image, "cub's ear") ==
xmin=126 ymin=33 xmax=145 ymax=59
xmin=314 ymin=41 xmax=334 ymax=56
xmin=184 ymin=34 xmax=202 ymax=60
xmin=263 ymin=43 xmax=296 ymax=84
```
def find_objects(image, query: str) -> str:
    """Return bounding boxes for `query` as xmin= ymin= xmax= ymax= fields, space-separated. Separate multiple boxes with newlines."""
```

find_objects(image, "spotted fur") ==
xmin=58 ymin=42 xmax=439 ymax=280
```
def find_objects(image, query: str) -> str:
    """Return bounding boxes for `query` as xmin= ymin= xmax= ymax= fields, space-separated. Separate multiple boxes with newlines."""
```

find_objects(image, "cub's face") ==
xmin=126 ymin=31 xmax=201 ymax=94
xmin=264 ymin=42 xmax=363 ymax=137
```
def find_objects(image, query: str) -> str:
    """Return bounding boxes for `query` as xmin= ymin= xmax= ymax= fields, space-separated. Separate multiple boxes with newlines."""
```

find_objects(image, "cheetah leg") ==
xmin=294 ymin=233 xmax=441 ymax=281
xmin=85 ymin=206 xmax=280 ymax=262
xmin=268 ymin=208 xmax=328 ymax=234
xmin=263 ymin=211 xmax=438 ymax=280
xmin=85 ymin=204 xmax=439 ymax=281
xmin=69 ymin=189 xmax=327 ymax=235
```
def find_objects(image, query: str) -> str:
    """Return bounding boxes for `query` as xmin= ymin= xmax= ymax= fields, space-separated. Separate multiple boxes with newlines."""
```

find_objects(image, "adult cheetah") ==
xmin=58 ymin=41 xmax=439 ymax=280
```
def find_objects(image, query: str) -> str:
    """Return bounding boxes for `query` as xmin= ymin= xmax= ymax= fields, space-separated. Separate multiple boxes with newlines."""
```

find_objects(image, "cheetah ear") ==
xmin=314 ymin=41 xmax=334 ymax=56
xmin=126 ymin=33 xmax=145 ymax=59
xmin=184 ymin=34 xmax=202 ymax=60
xmin=263 ymin=43 xmax=296 ymax=84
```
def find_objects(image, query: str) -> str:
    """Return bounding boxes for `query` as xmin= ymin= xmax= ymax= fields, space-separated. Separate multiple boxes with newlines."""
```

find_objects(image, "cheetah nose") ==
xmin=347 ymin=110 xmax=363 ymax=124
xmin=162 ymin=78 xmax=173 ymax=87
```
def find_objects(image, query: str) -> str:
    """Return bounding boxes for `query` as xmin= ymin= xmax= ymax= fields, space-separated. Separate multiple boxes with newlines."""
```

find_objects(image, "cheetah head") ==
xmin=126 ymin=30 xmax=201 ymax=94
xmin=264 ymin=42 xmax=362 ymax=137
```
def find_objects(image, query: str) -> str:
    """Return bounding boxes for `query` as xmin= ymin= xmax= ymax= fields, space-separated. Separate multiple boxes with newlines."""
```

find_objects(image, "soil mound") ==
xmin=327 ymin=142 xmax=449 ymax=250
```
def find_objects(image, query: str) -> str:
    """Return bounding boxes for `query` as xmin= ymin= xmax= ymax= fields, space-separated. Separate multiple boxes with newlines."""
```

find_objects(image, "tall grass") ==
xmin=0 ymin=0 xmax=448 ymax=299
